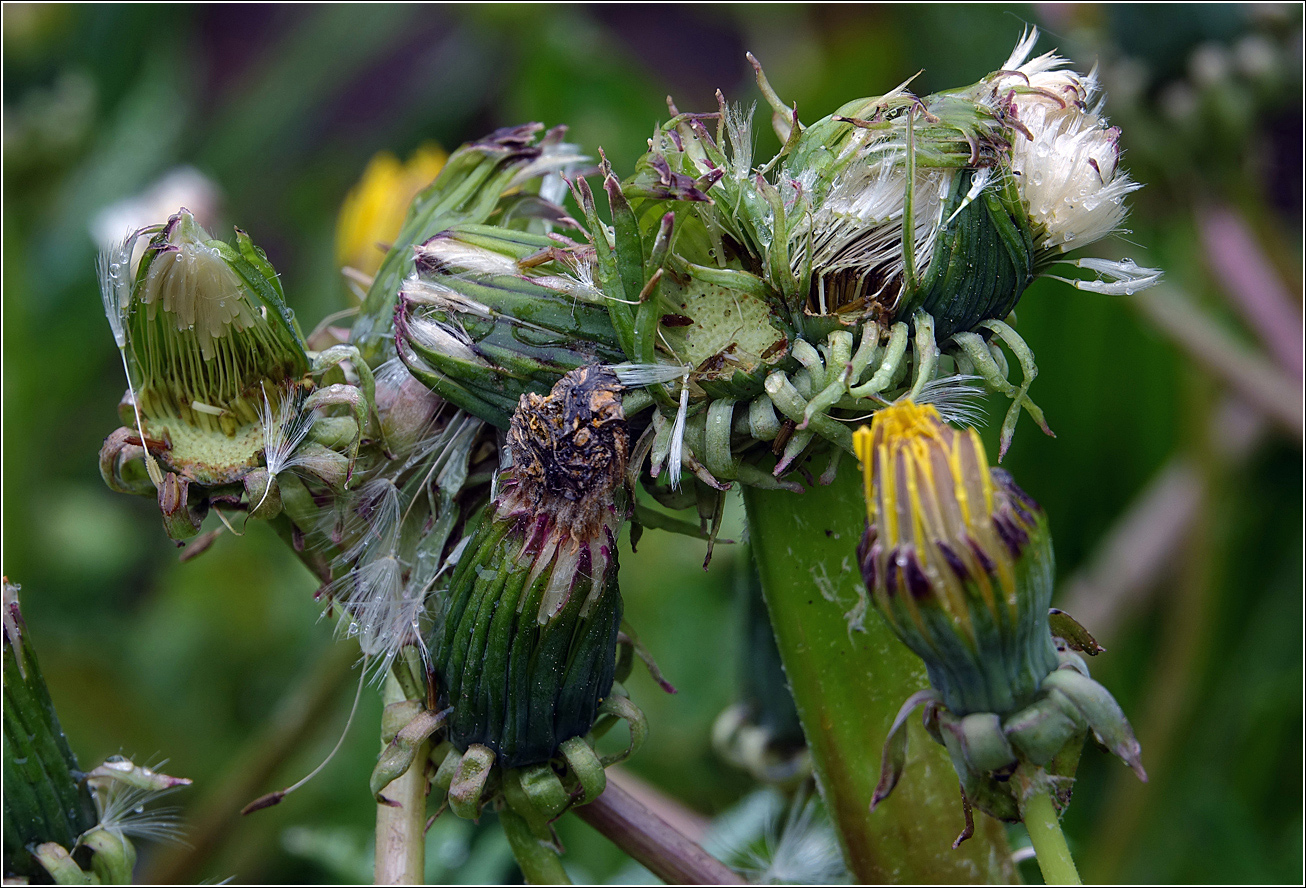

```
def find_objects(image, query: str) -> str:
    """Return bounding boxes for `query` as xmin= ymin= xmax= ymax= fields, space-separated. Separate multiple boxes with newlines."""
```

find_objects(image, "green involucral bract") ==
xmin=124 ymin=211 xmax=308 ymax=485
xmin=435 ymin=366 xmax=626 ymax=764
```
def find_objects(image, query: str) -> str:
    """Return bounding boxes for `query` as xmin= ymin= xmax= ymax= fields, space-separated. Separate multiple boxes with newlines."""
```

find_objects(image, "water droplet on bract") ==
xmin=134 ymin=805 xmax=145 ymax=814
xmin=1124 ymin=286 xmax=1136 ymax=295
xmin=1064 ymin=231 xmax=1076 ymax=241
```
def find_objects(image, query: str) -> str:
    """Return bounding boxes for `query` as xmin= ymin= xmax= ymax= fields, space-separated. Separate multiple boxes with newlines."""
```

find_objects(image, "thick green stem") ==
xmin=501 ymin=808 xmax=571 ymax=885
xmin=743 ymin=465 xmax=1014 ymax=883
xmin=374 ymin=675 xmax=427 ymax=885
xmin=1022 ymin=790 xmax=1081 ymax=885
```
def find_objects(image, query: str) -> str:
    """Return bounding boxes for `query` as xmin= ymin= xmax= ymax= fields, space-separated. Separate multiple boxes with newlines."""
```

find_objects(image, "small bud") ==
xmin=158 ymin=471 xmax=204 ymax=541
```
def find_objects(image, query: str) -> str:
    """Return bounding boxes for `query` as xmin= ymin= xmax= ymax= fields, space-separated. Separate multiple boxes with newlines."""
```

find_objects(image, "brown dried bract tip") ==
xmin=507 ymin=366 xmax=628 ymax=507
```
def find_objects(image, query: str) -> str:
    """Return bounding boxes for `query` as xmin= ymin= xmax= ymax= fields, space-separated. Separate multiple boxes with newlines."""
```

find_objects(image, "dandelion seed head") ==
xmin=992 ymin=28 xmax=1140 ymax=253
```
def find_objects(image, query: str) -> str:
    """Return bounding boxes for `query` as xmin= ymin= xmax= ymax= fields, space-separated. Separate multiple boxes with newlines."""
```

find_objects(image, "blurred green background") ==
xmin=3 ymin=3 xmax=1301 ymax=883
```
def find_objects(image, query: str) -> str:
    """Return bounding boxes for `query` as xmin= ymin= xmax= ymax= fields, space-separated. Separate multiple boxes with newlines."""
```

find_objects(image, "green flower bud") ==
xmin=5 ymin=582 xmax=192 ymax=879
xmin=351 ymin=123 xmax=589 ymax=362
xmin=99 ymin=211 xmax=375 ymax=541
xmin=430 ymin=366 xmax=628 ymax=768
xmin=854 ymin=400 xmax=1057 ymax=715
xmin=395 ymin=226 xmax=626 ymax=429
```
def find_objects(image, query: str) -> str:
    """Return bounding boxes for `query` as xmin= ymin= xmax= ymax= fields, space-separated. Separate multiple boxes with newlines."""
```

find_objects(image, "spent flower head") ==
xmin=116 ymin=210 xmax=309 ymax=483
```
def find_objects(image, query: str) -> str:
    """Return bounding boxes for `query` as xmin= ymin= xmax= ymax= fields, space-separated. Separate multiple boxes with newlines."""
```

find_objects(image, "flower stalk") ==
xmin=373 ymin=674 xmax=428 ymax=886
xmin=500 ymin=808 xmax=571 ymax=885
xmin=1021 ymin=788 xmax=1082 ymax=885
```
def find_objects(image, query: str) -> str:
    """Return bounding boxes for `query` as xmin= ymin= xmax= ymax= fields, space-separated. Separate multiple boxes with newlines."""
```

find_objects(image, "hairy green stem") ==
xmin=501 ymin=808 xmax=571 ymax=885
xmin=743 ymin=465 xmax=1014 ymax=883
xmin=374 ymin=675 xmax=427 ymax=885
xmin=1022 ymin=790 xmax=1081 ymax=885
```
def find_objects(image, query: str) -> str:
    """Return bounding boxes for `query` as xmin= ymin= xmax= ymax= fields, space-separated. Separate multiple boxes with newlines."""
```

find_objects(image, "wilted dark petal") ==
xmin=475 ymin=122 xmax=546 ymax=155
xmin=857 ymin=523 xmax=877 ymax=563
xmin=864 ymin=547 xmax=880 ymax=592
xmin=523 ymin=512 xmax=552 ymax=555
xmin=1010 ymin=500 xmax=1036 ymax=528
xmin=993 ymin=467 xmax=1040 ymax=523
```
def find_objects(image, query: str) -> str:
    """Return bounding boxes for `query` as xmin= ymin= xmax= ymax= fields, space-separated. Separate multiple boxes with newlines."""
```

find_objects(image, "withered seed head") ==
xmin=507 ymin=366 xmax=628 ymax=507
